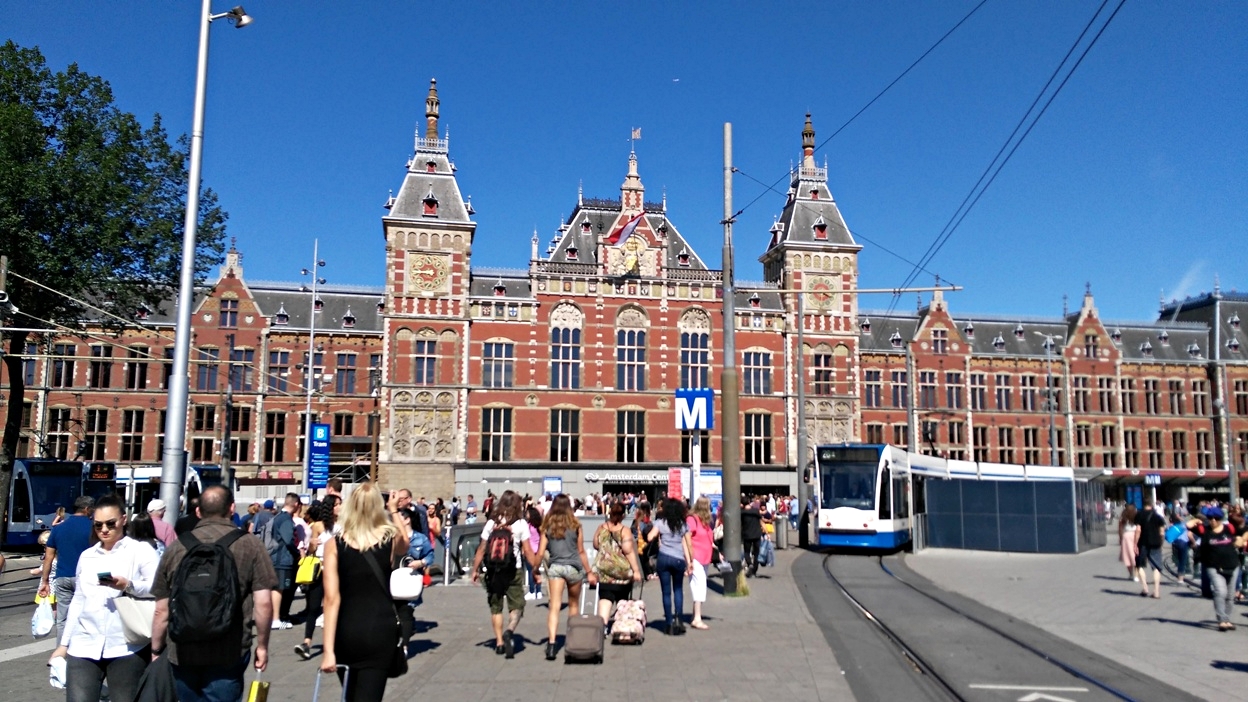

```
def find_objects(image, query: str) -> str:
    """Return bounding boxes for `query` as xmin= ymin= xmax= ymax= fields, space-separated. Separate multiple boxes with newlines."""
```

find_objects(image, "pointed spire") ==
xmin=578 ymin=180 xmax=583 ymax=207
xmin=1214 ymin=273 xmax=1223 ymax=298
xmin=424 ymin=78 xmax=440 ymax=140
xmin=620 ymin=150 xmax=645 ymax=215
xmin=802 ymin=113 xmax=815 ymax=167
xmin=221 ymin=238 xmax=243 ymax=279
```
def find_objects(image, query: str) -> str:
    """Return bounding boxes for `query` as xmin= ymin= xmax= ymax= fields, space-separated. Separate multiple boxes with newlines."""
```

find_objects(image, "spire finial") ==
xmin=578 ymin=180 xmax=583 ymax=207
xmin=424 ymin=78 xmax=440 ymax=141
xmin=1062 ymin=293 xmax=1069 ymax=317
xmin=1214 ymin=273 xmax=1223 ymax=297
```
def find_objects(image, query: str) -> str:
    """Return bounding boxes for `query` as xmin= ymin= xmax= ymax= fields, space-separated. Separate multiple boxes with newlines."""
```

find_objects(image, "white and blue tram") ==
xmin=114 ymin=464 xmax=226 ymax=515
xmin=809 ymin=444 xmax=1075 ymax=550
xmin=5 ymin=459 xmax=84 ymax=546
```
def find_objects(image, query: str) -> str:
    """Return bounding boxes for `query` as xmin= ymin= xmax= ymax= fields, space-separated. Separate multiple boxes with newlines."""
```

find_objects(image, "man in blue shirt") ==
xmin=37 ymin=496 xmax=95 ymax=639
xmin=268 ymin=493 xmax=299 ymax=628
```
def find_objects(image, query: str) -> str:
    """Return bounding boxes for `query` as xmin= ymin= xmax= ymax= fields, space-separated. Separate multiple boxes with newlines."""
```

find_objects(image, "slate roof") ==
xmin=1160 ymin=291 xmax=1248 ymax=363
xmin=543 ymin=202 xmax=712 ymax=274
xmin=384 ymin=141 xmax=473 ymax=224
xmin=468 ymin=275 xmax=533 ymax=300
xmin=249 ymin=281 xmax=385 ymax=333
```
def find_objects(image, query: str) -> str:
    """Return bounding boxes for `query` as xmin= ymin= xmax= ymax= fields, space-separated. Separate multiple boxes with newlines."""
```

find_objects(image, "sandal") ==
xmin=689 ymin=621 xmax=709 ymax=630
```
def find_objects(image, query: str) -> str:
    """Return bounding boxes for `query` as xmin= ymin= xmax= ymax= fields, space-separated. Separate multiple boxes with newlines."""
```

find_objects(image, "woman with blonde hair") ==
xmin=320 ymin=483 xmax=409 ymax=701
xmin=686 ymin=497 xmax=715 ymax=629
xmin=533 ymin=494 xmax=596 ymax=660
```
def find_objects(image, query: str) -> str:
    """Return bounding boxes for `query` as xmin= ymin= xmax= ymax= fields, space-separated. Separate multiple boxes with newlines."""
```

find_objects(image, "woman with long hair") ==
xmin=593 ymin=502 xmax=642 ymax=625
xmin=51 ymin=494 xmax=158 ymax=702
xmin=533 ymin=494 xmax=597 ymax=660
xmin=295 ymin=494 xmax=340 ymax=661
xmin=470 ymin=490 xmax=537 ymax=658
xmin=647 ymin=498 xmax=694 ymax=635
xmin=524 ymin=506 xmax=543 ymax=601
xmin=1119 ymin=504 xmax=1139 ymax=580
xmin=320 ymin=484 xmax=409 ymax=701
xmin=686 ymin=497 xmax=714 ymax=630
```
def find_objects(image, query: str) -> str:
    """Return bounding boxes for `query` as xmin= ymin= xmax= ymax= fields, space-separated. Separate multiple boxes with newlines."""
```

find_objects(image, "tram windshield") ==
xmin=817 ymin=447 xmax=881 ymax=510
xmin=24 ymin=461 xmax=83 ymax=516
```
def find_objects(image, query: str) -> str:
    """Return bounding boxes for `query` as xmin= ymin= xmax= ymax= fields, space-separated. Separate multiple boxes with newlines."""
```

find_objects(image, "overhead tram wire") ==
xmin=725 ymin=0 xmax=993 ymax=224
xmin=888 ymin=0 xmax=1128 ymax=314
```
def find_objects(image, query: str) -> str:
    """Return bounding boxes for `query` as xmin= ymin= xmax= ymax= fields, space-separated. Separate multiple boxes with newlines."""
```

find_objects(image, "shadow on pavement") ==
xmin=406 ymin=639 xmax=440 ymax=657
xmin=1140 ymin=616 xmax=1219 ymax=631
xmin=1211 ymin=660 xmax=1248 ymax=673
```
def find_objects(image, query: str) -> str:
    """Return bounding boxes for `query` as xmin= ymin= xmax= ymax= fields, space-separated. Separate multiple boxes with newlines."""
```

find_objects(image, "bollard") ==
xmin=774 ymin=519 xmax=788 ymax=550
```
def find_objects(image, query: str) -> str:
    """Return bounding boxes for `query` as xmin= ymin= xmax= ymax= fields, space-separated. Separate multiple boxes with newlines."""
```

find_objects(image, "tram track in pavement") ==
xmin=813 ymin=553 xmax=1201 ymax=702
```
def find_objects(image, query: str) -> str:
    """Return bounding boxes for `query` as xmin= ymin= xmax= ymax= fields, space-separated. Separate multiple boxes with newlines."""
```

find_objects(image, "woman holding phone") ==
xmin=50 ymin=493 xmax=159 ymax=702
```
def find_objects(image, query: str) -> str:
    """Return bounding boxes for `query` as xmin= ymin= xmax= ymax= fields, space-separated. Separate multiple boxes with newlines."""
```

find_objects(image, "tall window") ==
xmin=264 ymin=411 xmax=286 ymax=463
xmin=678 ymin=309 xmax=711 ymax=390
xmin=946 ymin=372 xmax=963 ymax=409
xmin=229 ymin=348 xmax=255 ymax=392
xmin=1236 ymin=380 xmax=1248 ymax=415
xmin=87 ymin=346 xmax=112 ymax=389
xmin=126 ymin=347 xmax=149 ymax=390
xmin=550 ymin=409 xmax=580 ymax=462
xmin=973 ymin=426 xmax=989 ymax=462
xmin=616 ymin=330 xmax=647 ymax=391
xmin=1239 ymin=432 xmax=1248 ymax=470
xmin=219 ymin=298 xmax=238 ymax=328
xmin=52 ymin=344 xmax=75 ymax=387
xmin=891 ymin=371 xmax=908 ymax=408
xmin=743 ymin=413 xmax=772 ymax=464
xmin=864 ymin=370 xmax=882 ymax=408
xmin=1196 ymin=431 xmax=1212 ymax=470
xmin=1098 ymin=378 xmax=1116 ymax=413
xmin=681 ymin=430 xmax=711 ymax=463
xmin=995 ymin=374 xmax=1012 ymax=411
xmin=1144 ymin=380 xmax=1160 ymax=415
xmin=23 ymin=342 xmax=39 ymax=385
xmin=616 ymin=410 xmax=645 ymax=462
xmin=893 ymin=424 xmax=910 ymax=447
xmin=269 ymin=351 xmax=290 ymax=393
xmin=1046 ymin=375 xmax=1063 ymax=412
xmin=369 ymin=354 xmax=383 ymax=393
xmin=196 ymin=348 xmax=219 ymax=392
xmin=48 ymin=408 xmax=72 ymax=459
xmin=481 ymin=408 xmax=513 ymax=461
xmin=551 ymin=328 xmax=582 ymax=389
xmin=1167 ymin=380 xmax=1185 ymax=415
xmin=83 ymin=409 xmax=108 ymax=461
xmin=970 ymin=373 xmax=986 ymax=411
xmin=1192 ymin=380 xmax=1209 ymax=416
xmin=302 ymin=352 xmax=325 ymax=392
xmin=812 ymin=349 xmax=834 ymax=395
xmin=120 ymin=410 xmax=144 ymax=462
xmin=1172 ymin=431 xmax=1188 ymax=469
xmin=414 ymin=340 xmax=437 ymax=385
xmin=1072 ymin=377 xmax=1090 ymax=413
xmin=483 ymin=342 xmax=515 ymax=388
xmin=162 ymin=348 xmax=175 ymax=389
xmin=1124 ymin=430 xmax=1140 ymax=468
xmin=949 ymin=421 xmax=965 ymax=446
xmin=1023 ymin=427 xmax=1041 ymax=464
xmin=932 ymin=328 xmax=948 ymax=354
xmin=1084 ymin=333 xmax=1098 ymax=359
xmin=1075 ymin=424 xmax=1093 ymax=467
xmin=918 ymin=371 xmax=937 ymax=409
xmin=1021 ymin=375 xmax=1038 ymax=411
xmin=193 ymin=405 xmax=216 ymax=432
xmin=997 ymin=426 xmax=1015 ymax=463
xmin=865 ymin=424 xmax=884 ymax=444
xmin=743 ymin=352 xmax=772 ymax=395
xmin=191 ymin=437 xmax=215 ymax=462
xmin=335 ymin=354 xmax=357 ymax=394
xmin=1146 ymin=429 xmax=1164 ymax=468
xmin=332 ymin=413 xmax=353 ymax=436
xmin=230 ymin=407 xmax=252 ymax=461
xmin=1120 ymin=378 xmax=1137 ymax=414
xmin=156 ymin=410 xmax=167 ymax=459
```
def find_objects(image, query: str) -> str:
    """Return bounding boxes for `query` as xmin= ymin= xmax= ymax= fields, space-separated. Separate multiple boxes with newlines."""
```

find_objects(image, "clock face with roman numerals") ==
xmin=806 ymin=276 xmax=836 ymax=310
xmin=407 ymin=253 xmax=450 ymax=292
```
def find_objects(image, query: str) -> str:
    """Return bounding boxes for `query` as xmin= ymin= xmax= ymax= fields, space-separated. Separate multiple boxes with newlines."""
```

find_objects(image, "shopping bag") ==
xmin=296 ymin=555 xmax=321 ymax=585
xmin=32 ymin=596 xmax=54 ymax=638
xmin=246 ymin=672 xmax=269 ymax=702
xmin=115 ymin=595 xmax=155 ymax=645
xmin=49 ymin=655 xmax=67 ymax=689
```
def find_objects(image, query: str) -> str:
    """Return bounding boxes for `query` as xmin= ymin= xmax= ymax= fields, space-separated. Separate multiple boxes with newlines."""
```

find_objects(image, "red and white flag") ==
xmin=605 ymin=212 xmax=644 ymax=247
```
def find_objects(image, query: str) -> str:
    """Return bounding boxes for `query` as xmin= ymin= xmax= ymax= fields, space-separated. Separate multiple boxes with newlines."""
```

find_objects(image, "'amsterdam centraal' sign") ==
xmin=584 ymin=472 xmax=668 ymax=484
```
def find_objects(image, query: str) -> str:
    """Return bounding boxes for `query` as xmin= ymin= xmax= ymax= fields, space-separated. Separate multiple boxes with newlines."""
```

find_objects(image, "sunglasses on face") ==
xmin=93 ymin=519 xmax=120 ymax=532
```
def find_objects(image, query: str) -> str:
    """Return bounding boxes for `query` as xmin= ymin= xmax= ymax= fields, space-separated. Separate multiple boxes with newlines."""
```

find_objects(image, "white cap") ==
xmin=146 ymin=499 xmax=167 ymax=514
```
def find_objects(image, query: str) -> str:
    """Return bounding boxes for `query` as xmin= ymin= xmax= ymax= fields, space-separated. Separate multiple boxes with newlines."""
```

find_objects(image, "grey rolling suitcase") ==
xmin=312 ymin=666 xmax=349 ymax=702
xmin=563 ymin=583 xmax=604 ymax=664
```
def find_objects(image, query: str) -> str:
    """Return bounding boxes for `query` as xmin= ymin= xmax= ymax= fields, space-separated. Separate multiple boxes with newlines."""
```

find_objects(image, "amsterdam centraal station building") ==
xmin=6 ymin=81 xmax=1248 ymax=503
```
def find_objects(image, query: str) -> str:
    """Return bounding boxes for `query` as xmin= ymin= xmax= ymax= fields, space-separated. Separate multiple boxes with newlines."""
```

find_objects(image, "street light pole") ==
xmin=720 ymin=123 xmax=743 ymax=594
xmin=302 ymin=240 xmax=325 ymax=493
xmin=160 ymin=2 xmax=251 ymax=516
xmin=1033 ymin=331 xmax=1063 ymax=466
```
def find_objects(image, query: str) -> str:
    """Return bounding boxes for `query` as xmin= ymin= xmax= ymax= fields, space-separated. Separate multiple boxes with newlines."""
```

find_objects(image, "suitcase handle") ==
xmin=579 ymin=580 xmax=600 ymax=613
xmin=313 ymin=665 xmax=350 ymax=702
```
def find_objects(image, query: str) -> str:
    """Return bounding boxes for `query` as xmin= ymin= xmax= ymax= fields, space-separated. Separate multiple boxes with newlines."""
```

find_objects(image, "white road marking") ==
xmin=969 ymin=686 xmax=1088 ymax=692
xmin=0 ymin=638 xmax=56 ymax=663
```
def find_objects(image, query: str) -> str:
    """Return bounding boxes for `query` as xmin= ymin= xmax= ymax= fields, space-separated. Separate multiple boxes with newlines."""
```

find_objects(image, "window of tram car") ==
xmin=878 ymin=465 xmax=892 ymax=519
xmin=12 ymin=474 xmax=31 ymax=523
xmin=817 ymin=447 xmax=879 ymax=511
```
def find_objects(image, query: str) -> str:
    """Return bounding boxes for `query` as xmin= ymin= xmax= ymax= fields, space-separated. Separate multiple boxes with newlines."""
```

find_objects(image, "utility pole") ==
xmin=369 ymin=366 xmax=381 ymax=484
xmin=221 ymin=333 xmax=235 ymax=490
xmin=1034 ymin=332 xmax=1063 ymax=466
xmin=720 ymin=123 xmax=743 ymax=594
xmin=794 ymin=286 xmax=810 ymax=530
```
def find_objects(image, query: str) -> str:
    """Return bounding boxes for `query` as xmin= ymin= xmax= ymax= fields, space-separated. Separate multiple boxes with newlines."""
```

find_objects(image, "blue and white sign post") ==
xmin=675 ymin=389 xmax=714 ymax=502
xmin=308 ymin=423 xmax=331 ymax=491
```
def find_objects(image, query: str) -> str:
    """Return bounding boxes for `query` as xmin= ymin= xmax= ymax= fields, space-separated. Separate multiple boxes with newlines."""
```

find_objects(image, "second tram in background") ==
xmin=808 ymin=443 xmax=1074 ymax=551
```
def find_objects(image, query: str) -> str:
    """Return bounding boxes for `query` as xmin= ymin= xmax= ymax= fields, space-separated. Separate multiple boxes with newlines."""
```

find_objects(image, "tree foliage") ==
xmin=0 ymin=40 xmax=228 ymax=533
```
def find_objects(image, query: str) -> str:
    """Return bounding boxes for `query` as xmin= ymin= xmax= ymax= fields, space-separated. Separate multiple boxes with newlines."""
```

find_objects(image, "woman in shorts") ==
xmin=534 ymin=494 xmax=596 ymax=660
xmin=593 ymin=502 xmax=643 ymax=625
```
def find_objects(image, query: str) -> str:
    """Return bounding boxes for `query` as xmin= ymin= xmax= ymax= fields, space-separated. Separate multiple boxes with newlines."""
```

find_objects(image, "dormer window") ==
xmin=1158 ymin=329 xmax=1169 ymax=345
xmin=962 ymin=321 xmax=974 ymax=338
xmin=812 ymin=215 xmax=828 ymax=240
xmin=274 ymin=304 xmax=289 ymax=326
xmin=1186 ymin=343 xmax=1201 ymax=358
xmin=426 ymin=161 xmax=436 ymax=173
xmin=677 ymin=247 xmax=690 ymax=267
xmin=581 ymin=221 xmax=591 ymax=233
xmin=1111 ymin=328 xmax=1122 ymax=343
xmin=566 ymin=246 xmax=578 ymax=261
xmin=1140 ymin=340 xmax=1153 ymax=356
xmin=890 ymin=331 xmax=903 ymax=349
xmin=657 ymin=224 xmax=668 ymax=238
xmin=376 ymin=298 xmax=385 ymax=313
xmin=749 ymin=293 xmax=761 ymax=309
xmin=135 ymin=306 xmax=151 ymax=321
xmin=1229 ymin=338 xmax=1241 ymax=352
xmin=1014 ymin=323 xmax=1025 ymax=339
xmin=1231 ymin=313 xmax=1241 ymax=330
xmin=809 ymin=189 xmax=819 ymax=200
xmin=493 ymin=280 xmax=507 ymax=297
xmin=422 ymin=186 xmax=438 ymax=216
xmin=313 ymin=298 xmax=324 ymax=312
xmin=992 ymin=334 xmax=1006 ymax=351
xmin=342 ymin=308 xmax=356 ymax=329
xmin=860 ymin=318 xmax=871 ymax=334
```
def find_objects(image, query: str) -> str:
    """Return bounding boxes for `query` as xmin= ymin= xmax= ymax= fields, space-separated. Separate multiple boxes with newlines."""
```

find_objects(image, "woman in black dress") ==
xmin=320 ymin=483 xmax=409 ymax=701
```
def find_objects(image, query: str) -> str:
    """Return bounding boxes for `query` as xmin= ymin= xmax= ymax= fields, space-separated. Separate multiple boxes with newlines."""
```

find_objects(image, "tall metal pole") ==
xmin=221 ymin=333 xmax=235 ymax=490
xmin=159 ymin=0 xmax=214 ymax=516
xmin=795 ymin=285 xmax=809 ymax=518
xmin=369 ymin=366 xmax=381 ymax=484
xmin=302 ymin=239 xmax=321 ymax=493
xmin=719 ymin=123 xmax=743 ymax=594
xmin=1212 ymin=292 xmax=1237 ymax=505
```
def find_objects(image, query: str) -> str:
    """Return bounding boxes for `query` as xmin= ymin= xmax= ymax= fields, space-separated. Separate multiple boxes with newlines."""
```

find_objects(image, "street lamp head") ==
xmin=228 ymin=6 xmax=252 ymax=28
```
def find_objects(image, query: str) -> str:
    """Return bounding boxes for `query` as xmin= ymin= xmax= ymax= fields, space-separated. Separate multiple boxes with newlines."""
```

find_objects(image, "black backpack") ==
xmin=170 ymin=530 xmax=244 ymax=644
xmin=482 ymin=525 xmax=517 ymax=595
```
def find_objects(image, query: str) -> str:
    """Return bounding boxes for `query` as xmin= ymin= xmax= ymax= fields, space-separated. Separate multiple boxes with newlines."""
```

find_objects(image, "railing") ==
xmin=665 ymin=268 xmax=723 ymax=282
xmin=535 ymin=261 xmax=600 ymax=276
xmin=415 ymin=136 xmax=448 ymax=154
xmin=799 ymin=165 xmax=827 ymax=181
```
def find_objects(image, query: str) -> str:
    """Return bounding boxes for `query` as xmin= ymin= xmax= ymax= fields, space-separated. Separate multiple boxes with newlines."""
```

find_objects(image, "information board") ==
xmin=308 ymin=423 xmax=331 ymax=490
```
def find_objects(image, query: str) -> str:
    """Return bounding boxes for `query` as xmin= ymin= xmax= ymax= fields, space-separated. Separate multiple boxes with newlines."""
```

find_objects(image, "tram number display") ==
xmin=817 ymin=447 xmax=881 ymax=464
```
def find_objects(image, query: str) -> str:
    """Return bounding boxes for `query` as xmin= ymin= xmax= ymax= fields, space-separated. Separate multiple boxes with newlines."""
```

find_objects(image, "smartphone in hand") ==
xmin=97 ymin=572 xmax=112 ymax=583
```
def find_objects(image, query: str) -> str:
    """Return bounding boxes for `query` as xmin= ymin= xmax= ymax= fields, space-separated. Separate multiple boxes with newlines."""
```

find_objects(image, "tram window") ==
xmin=186 ymin=480 xmax=202 ymax=504
xmin=878 ymin=466 xmax=892 ymax=519
xmin=12 ymin=476 xmax=31 ymax=523
xmin=912 ymin=479 xmax=926 ymax=514
xmin=894 ymin=478 xmax=909 ymax=519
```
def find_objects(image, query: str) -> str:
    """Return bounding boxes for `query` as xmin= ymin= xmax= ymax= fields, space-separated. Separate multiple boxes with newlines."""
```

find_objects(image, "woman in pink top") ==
xmin=686 ymin=497 xmax=715 ymax=629
xmin=525 ymin=506 xmax=544 ymax=600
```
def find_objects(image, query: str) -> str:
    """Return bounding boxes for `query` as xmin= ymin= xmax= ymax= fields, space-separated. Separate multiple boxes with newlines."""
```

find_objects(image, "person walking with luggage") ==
xmin=647 ymin=498 xmax=694 ymax=635
xmin=592 ymin=502 xmax=643 ymax=625
xmin=39 ymin=496 xmax=95 ymax=642
xmin=51 ymin=494 xmax=159 ymax=702
xmin=1186 ymin=507 xmax=1246 ymax=630
xmin=533 ymin=494 xmax=597 ymax=660
xmin=320 ymin=484 xmax=409 ymax=701
xmin=470 ymin=490 xmax=537 ymax=659
xmin=295 ymin=495 xmax=340 ymax=661
xmin=686 ymin=497 xmax=714 ymax=630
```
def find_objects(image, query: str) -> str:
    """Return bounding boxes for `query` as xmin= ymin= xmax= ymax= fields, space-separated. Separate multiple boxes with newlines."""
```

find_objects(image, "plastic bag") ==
xmin=49 ymin=655 xmax=67 ymax=689
xmin=31 ymin=596 xmax=54 ymax=638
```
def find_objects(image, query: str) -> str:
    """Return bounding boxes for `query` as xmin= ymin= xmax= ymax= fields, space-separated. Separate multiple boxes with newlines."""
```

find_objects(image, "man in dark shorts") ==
xmin=1134 ymin=500 xmax=1166 ymax=598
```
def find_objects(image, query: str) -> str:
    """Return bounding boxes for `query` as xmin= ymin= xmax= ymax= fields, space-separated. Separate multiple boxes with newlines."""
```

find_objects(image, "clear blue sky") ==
xmin=7 ymin=1 xmax=1245 ymax=321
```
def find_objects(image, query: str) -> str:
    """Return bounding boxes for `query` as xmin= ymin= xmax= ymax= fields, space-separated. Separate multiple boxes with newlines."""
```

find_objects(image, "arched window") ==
xmin=678 ymin=308 xmax=711 ymax=389
xmin=550 ymin=303 xmax=583 ymax=389
xmin=616 ymin=306 xmax=648 ymax=391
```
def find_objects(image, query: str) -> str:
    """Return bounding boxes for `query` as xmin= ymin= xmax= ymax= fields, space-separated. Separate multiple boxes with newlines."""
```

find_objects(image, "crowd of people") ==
xmin=31 ymin=480 xmax=793 ymax=702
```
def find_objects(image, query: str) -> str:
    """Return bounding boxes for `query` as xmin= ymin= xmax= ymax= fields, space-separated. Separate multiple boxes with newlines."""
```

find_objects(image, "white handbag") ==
xmin=114 ymin=594 xmax=155 ymax=645
xmin=389 ymin=558 xmax=424 ymax=601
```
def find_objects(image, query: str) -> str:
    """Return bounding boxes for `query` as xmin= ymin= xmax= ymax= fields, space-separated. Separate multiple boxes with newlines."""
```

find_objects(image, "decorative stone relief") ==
xmin=616 ymin=307 xmax=647 ymax=329
xmin=592 ymin=394 xmax=606 ymax=409
xmin=525 ymin=394 xmax=539 ymax=407
xmin=551 ymin=303 xmax=584 ymax=328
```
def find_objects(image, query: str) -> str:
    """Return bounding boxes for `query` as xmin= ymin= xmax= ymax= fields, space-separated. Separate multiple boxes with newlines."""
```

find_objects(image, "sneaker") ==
xmin=316 ymin=615 xmax=324 ymax=628
xmin=283 ymin=621 xmax=294 ymax=629
xmin=293 ymin=642 xmax=311 ymax=660
xmin=271 ymin=620 xmax=284 ymax=630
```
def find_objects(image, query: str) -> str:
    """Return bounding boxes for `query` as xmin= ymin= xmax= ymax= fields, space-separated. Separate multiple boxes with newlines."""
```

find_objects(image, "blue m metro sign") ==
xmin=675 ymin=388 xmax=714 ymax=431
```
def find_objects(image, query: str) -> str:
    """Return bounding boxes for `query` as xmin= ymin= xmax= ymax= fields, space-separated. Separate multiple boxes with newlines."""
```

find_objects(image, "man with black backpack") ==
xmin=150 ymin=485 xmax=277 ymax=702
xmin=470 ymin=490 xmax=538 ymax=659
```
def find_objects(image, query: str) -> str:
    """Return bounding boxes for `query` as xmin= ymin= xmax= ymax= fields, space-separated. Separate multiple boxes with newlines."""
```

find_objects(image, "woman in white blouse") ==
xmin=50 ymin=494 xmax=159 ymax=702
